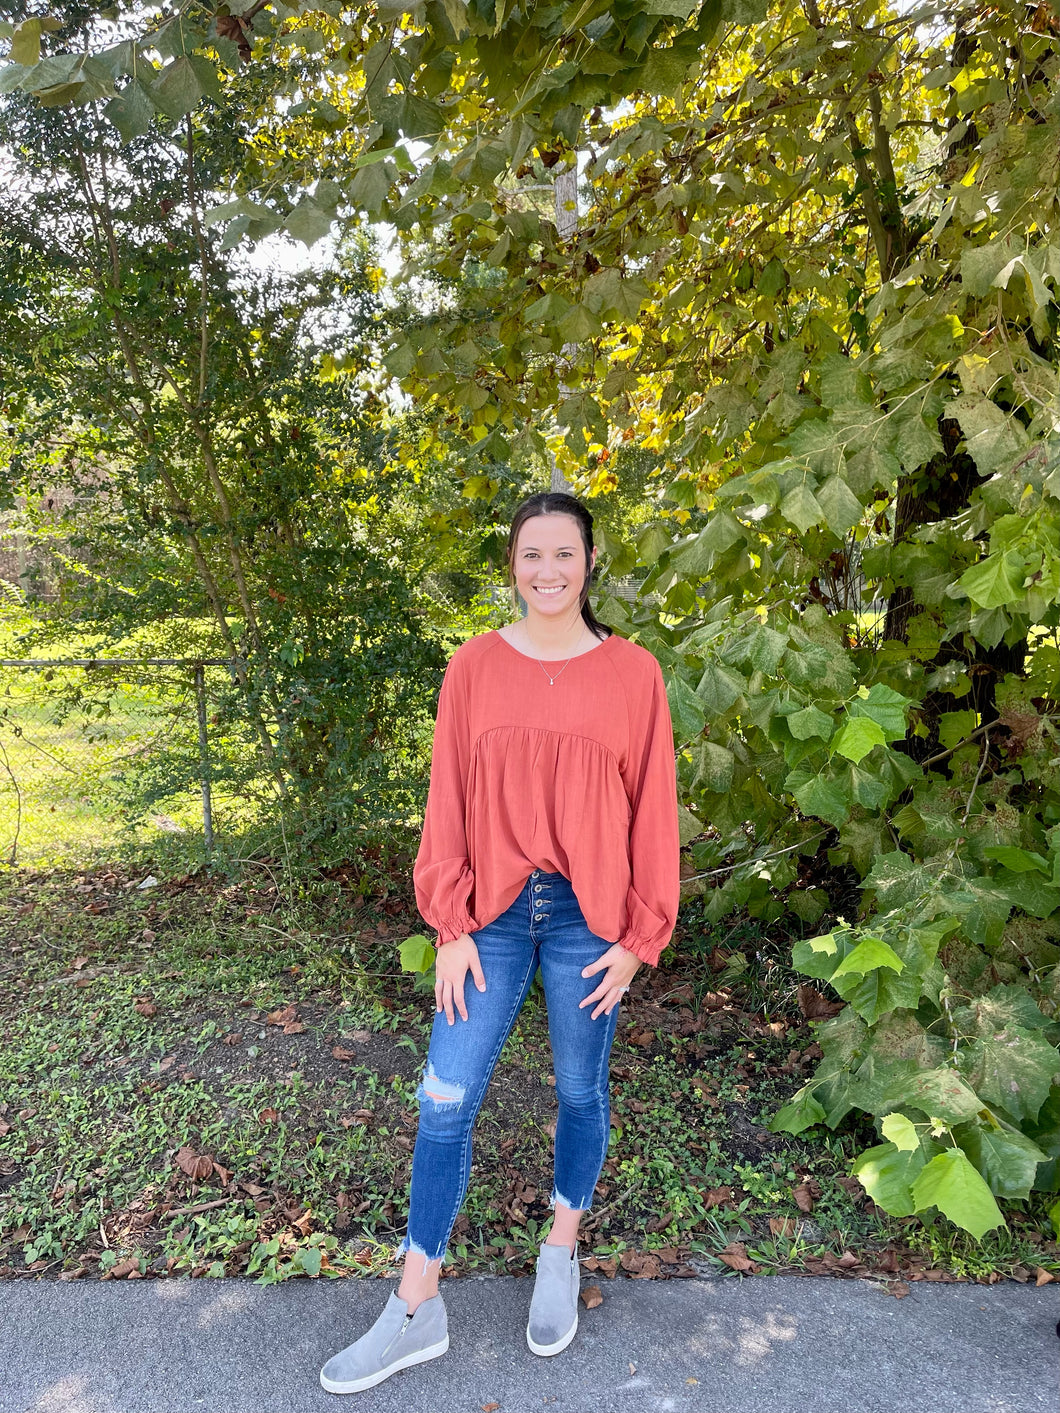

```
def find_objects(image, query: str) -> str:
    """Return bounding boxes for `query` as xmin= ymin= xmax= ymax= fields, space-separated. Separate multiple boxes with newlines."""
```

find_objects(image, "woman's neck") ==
xmin=517 ymin=609 xmax=593 ymax=657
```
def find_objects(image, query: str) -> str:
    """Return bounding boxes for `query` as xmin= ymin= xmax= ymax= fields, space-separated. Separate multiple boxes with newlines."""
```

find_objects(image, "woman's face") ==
xmin=511 ymin=513 xmax=596 ymax=620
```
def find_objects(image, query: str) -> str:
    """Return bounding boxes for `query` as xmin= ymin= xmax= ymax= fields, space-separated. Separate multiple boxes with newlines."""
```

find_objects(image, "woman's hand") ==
xmin=579 ymin=944 xmax=642 ymax=1020
xmin=434 ymin=932 xmax=486 ymax=1025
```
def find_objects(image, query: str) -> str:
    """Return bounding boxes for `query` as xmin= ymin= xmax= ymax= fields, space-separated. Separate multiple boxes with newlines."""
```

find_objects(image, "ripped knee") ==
xmin=417 ymin=1062 xmax=466 ymax=1107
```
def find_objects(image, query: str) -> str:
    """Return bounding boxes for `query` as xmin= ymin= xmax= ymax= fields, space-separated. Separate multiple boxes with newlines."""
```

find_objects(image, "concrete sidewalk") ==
xmin=1 ymin=1273 xmax=1057 ymax=1413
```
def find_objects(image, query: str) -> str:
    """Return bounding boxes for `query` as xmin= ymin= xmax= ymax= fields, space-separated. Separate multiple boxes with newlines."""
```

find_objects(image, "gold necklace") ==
xmin=519 ymin=621 xmax=585 ymax=685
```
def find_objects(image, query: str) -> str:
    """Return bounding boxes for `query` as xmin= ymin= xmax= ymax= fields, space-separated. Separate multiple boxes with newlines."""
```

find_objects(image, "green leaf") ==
xmin=910 ymin=1148 xmax=1006 ymax=1240
xmin=399 ymin=934 xmax=436 ymax=973
xmin=891 ymin=1067 xmax=984 ymax=1124
xmin=982 ymin=846 xmax=1050 ymax=874
xmin=286 ymin=198 xmax=334 ymax=246
xmin=791 ymin=767 xmax=853 ymax=829
xmin=955 ymin=1121 xmax=1047 ymax=1200
xmin=816 ymin=475 xmax=864 ymax=537
xmin=768 ymin=1086 xmax=827 ymax=1136
xmin=787 ymin=705 xmax=834 ymax=741
xmin=10 ymin=16 xmax=58 ymax=67
xmin=779 ymin=480 xmax=824 ymax=534
xmin=677 ymin=804 xmax=704 ymax=846
xmin=297 ymin=1244 xmax=323 ymax=1277
xmin=851 ymin=1140 xmax=926 ymax=1217
xmin=745 ymin=625 xmax=788 ymax=674
xmin=850 ymin=683 xmax=912 ymax=739
xmin=696 ymin=663 xmax=745 ymax=715
xmin=104 ymin=81 xmax=154 ymax=141
xmin=525 ymin=291 xmax=571 ymax=323
xmin=672 ymin=512 xmax=744 ymax=571
xmin=665 ymin=672 xmax=706 ymax=742
xmin=952 ymin=394 xmax=1029 ymax=476
xmin=348 ymin=160 xmax=392 ymax=214
xmin=557 ymin=302 xmax=603 ymax=341
xmin=832 ymin=936 xmax=904 ymax=980
xmin=150 ymin=56 xmax=202 ymax=118
xmin=957 ymin=551 xmax=1028 ymax=609
xmin=831 ymin=716 xmax=886 ymax=764
xmin=957 ymin=1024 xmax=1059 ymax=1122
xmin=792 ymin=931 xmax=842 ymax=981
xmin=694 ymin=740 xmax=735 ymax=793
xmin=881 ymin=1112 xmax=920 ymax=1152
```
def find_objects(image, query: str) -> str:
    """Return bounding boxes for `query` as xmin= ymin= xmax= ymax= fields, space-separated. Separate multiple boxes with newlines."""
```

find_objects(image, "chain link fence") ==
xmin=0 ymin=657 xmax=262 ymax=867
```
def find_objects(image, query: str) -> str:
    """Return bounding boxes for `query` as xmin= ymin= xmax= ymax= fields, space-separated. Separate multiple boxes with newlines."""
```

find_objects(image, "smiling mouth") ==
xmin=533 ymin=585 xmax=566 ymax=595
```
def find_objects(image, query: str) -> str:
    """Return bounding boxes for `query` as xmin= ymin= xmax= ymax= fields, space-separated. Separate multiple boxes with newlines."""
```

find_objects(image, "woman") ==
xmin=320 ymin=490 xmax=680 ymax=1394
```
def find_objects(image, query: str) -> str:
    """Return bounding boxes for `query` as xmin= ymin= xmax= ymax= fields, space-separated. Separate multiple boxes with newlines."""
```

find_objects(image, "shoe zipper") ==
xmin=380 ymin=1312 xmax=413 ymax=1361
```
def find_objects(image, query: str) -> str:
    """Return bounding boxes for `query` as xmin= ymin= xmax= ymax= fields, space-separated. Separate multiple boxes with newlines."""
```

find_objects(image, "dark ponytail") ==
xmin=505 ymin=491 xmax=613 ymax=642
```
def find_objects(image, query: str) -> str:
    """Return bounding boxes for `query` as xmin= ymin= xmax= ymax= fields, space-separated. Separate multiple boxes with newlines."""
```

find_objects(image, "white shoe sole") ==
xmin=319 ymin=1334 xmax=450 ymax=1393
xmin=526 ymin=1314 xmax=578 ymax=1357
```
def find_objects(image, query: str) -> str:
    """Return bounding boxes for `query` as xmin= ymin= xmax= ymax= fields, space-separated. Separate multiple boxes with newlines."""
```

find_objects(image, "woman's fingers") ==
xmin=591 ymin=985 xmax=624 ymax=1020
xmin=581 ymin=973 xmax=628 ymax=1020
xmin=454 ymin=975 xmax=469 ymax=1023
xmin=441 ymin=978 xmax=456 ymax=1026
xmin=470 ymin=952 xmax=487 ymax=993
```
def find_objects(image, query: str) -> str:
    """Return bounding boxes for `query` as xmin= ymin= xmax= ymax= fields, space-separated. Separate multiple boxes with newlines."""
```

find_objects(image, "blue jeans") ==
xmin=398 ymin=870 xmax=622 ymax=1268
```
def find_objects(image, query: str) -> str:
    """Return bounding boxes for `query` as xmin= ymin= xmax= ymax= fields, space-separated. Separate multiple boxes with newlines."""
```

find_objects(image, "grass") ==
xmin=2 ymin=851 xmax=1058 ymax=1289
xmin=0 ymin=655 xmax=270 ymax=869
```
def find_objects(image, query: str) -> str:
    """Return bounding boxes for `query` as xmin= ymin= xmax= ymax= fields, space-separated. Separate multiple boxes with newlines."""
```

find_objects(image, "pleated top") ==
xmin=412 ymin=628 xmax=680 ymax=966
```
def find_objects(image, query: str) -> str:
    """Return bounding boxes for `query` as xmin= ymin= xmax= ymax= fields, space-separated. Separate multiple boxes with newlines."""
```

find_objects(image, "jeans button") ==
xmin=534 ymin=884 xmax=542 ymax=892
xmin=534 ymin=913 xmax=543 ymax=921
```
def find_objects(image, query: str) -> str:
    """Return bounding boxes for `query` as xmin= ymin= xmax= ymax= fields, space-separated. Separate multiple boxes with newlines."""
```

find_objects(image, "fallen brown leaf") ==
xmin=580 ymin=1284 xmax=603 ymax=1309
xmin=620 ymin=1249 xmax=662 ymax=1278
xmin=702 ymin=1185 xmax=733 ymax=1209
xmin=331 ymin=1045 xmax=357 ymax=1061
xmin=1036 ymin=1267 xmax=1056 ymax=1286
xmin=793 ymin=1180 xmax=820 ymax=1213
xmin=266 ymin=1004 xmax=297 ymax=1026
xmin=884 ymin=1281 xmax=910 ymax=1298
xmin=102 ymin=1257 xmax=140 ymax=1280
xmin=174 ymin=1145 xmax=213 ymax=1182
xmin=258 ymin=1108 xmax=280 ymax=1124
xmin=769 ymin=1217 xmax=798 ymax=1238
xmin=797 ymin=984 xmax=844 ymax=1020
xmin=717 ymin=1241 xmax=757 ymax=1273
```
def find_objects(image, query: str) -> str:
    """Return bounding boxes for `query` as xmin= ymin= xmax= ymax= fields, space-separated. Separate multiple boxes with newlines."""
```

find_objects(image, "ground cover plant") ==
xmin=2 ymin=856 xmax=1057 ymax=1292
xmin=5 ymin=0 xmax=1060 ymax=1250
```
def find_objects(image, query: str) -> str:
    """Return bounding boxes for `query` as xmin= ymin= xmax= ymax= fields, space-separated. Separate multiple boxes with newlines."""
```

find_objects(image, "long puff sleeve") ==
xmin=617 ymin=660 xmax=681 ymax=967
xmin=413 ymin=651 xmax=476 ymax=945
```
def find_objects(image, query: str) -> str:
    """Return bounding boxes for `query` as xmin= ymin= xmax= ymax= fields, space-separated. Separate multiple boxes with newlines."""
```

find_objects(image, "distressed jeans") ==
xmin=398 ymin=870 xmax=623 ymax=1268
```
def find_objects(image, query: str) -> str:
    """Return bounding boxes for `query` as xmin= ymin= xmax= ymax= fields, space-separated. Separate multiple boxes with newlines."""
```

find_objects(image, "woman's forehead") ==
xmin=514 ymin=513 xmax=584 ymax=550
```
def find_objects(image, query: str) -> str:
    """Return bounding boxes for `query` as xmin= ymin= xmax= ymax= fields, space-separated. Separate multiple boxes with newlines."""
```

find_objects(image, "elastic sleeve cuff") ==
xmin=435 ymin=917 xmax=475 ymax=945
xmin=618 ymin=932 xmax=671 ymax=968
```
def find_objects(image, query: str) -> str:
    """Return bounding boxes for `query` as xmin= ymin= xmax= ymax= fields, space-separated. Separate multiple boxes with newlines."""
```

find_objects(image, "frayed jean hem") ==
xmin=397 ymin=1233 xmax=447 ymax=1275
xmin=549 ymin=1184 xmax=591 ymax=1213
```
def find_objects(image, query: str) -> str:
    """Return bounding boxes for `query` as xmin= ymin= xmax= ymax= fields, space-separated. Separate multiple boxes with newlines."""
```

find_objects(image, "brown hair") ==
xmin=505 ymin=492 xmax=613 ymax=642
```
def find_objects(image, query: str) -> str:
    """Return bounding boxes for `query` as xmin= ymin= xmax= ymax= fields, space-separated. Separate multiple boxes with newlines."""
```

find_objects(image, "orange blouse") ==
xmin=413 ymin=628 xmax=680 ymax=967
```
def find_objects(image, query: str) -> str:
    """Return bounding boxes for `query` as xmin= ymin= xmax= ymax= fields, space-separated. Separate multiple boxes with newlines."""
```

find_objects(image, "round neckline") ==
xmin=492 ymin=627 xmax=615 ymax=664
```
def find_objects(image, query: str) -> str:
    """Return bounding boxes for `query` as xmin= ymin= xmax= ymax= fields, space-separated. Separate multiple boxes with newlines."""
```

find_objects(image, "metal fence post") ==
xmin=193 ymin=662 xmax=214 ymax=854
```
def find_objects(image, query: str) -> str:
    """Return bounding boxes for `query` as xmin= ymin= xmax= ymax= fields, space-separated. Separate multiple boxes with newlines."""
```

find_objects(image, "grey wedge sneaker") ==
xmin=526 ymin=1242 xmax=580 ymax=1356
xmin=319 ymin=1290 xmax=449 ymax=1394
